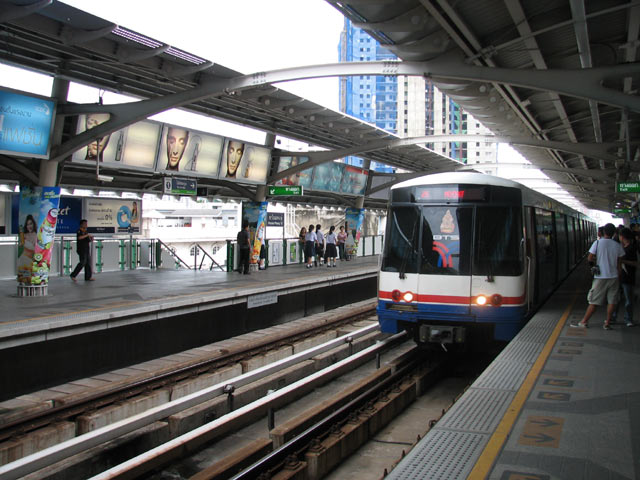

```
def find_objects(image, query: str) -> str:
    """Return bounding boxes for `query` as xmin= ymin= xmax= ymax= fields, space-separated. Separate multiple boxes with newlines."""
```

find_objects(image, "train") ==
xmin=377 ymin=172 xmax=596 ymax=350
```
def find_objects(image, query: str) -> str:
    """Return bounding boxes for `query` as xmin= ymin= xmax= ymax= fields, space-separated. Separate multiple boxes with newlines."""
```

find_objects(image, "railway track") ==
xmin=0 ymin=300 xmax=383 ymax=479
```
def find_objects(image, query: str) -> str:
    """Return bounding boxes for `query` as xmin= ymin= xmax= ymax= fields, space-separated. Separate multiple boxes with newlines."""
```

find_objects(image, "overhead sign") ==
xmin=164 ymin=177 xmax=197 ymax=195
xmin=0 ymin=87 xmax=56 ymax=159
xmin=268 ymin=185 xmax=303 ymax=196
xmin=617 ymin=182 xmax=640 ymax=193
xmin=614 ymin=207 xmax=631 ymax=214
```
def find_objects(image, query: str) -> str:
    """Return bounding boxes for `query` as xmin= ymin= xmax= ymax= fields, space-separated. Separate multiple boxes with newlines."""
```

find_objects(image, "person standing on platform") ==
xmin=70 ymin=219 xmax=94 ymax=282
xmin=325 ymin=226 xmax=338 ymax=267
xmin=315 ymin=224 xmax=324 ymax=267
xmin=572 ymin=223 xmax=625 ymax=330
xmin=617 ymin=228 xmax=637 ymax=327
xmin=237 ymin=221 xmax=251 ymax=275
xmin=305 ymin=225 xmax=316 ymax=269
xmin=337 ymin=225 xmax=347 ymax=261
xmin=299 ymin=226 xmax=307 ymax=263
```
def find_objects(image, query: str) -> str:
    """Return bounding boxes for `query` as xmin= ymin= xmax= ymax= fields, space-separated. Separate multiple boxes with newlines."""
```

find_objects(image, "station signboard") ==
xmin=268 ymin=185 xmax=303 ymax=196
xmin=164 ymin=177 xmax=197 ymax=196
xmin=616 ymin=182 xmax=640 ymax=193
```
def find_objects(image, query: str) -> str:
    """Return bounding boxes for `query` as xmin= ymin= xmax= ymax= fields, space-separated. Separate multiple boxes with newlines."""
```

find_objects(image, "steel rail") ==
xmin=0 ymin=324 xmax=380 ymax=480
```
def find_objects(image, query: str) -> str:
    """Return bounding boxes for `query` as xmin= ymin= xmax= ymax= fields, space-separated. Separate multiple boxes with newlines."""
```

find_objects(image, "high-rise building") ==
xmin=339 ymin=19 xmax=496 ymax=170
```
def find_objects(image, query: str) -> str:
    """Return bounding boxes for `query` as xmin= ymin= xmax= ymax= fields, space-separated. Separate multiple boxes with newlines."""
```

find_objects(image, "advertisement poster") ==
xmin=0 ymin=87 xmax=56 ymax=159
xmin=311 ymin=161 xmax=344 ymax=192
xmin=85 ymin=198 xmax=141 ymax=234
xmin=220 ymin=139 xmax=270 ymax=184
xmin=157 ymin=125 xmax=223 ymax=176
xmin=17 ymin=186 xmax=61 ymax=285
xmin=341 ymin=166 xmax=368 ymax=195
xmin=345 ymin=207 xmax=365 ymax=258
xmin=275 ymin=156 xmax=312 ymax=186
xmin=242 ymin=201 xmax=267 ymax=264
xmin=54 ymin=197 xmax=83 ymax=235
xmin=72 ymin=115 xmax=160 ymax=169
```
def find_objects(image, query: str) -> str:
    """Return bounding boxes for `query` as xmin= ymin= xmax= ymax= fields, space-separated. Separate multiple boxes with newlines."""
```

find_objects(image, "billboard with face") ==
xmin=157 ymin=125 xmax=224 ymax=176
xmin=72 ymin=115 xmax=161 ymax=169
xmin=220 ymin=139 xmax=270 ymax=184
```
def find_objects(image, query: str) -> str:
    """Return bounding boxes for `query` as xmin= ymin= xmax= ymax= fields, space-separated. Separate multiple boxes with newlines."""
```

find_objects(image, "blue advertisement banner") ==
xmin=55 ymin=197 xmax=83 ymax=234
xmin=0 ymin=88 xmax=56 ymax=158
xmin=345 ymin=207 xmax=365 ymax=257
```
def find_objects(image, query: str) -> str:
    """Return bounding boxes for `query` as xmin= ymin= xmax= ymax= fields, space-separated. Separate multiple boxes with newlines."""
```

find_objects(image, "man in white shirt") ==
xmin=572 ymin=223 xmax=625 ymax=330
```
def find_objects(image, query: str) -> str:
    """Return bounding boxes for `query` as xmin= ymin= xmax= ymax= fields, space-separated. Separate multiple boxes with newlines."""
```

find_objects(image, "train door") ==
xmin=524 ymin=207 xmax=537 ymax=310
xmin=418 ymin=205 xmax=473 ymax=315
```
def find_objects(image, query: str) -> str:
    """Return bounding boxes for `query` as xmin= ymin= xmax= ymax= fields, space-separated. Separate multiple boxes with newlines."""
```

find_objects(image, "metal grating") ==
xmin=385 ymin=430 xmax=487 ymax=480
xmin=437 ymin=388 xmax=514 ymax=433
xmin=473 ymin=360 xmax=531 ymax=391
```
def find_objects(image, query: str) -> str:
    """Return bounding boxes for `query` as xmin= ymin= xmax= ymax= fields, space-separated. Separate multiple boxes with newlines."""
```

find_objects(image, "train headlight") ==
xmin=475 ymin=295 xmax=488 ymax=306
xmin=402 ymin=291 xmax=414 ymax=302
xmin=491 ymin=294 xmax=503 ymax=306
xmin=391 ymin=290 xmax=402 ymax=302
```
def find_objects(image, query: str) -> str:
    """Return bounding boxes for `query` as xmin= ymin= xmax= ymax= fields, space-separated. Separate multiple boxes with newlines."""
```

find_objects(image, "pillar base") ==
xmin=17 ymin=284 xmax=48 ymax=297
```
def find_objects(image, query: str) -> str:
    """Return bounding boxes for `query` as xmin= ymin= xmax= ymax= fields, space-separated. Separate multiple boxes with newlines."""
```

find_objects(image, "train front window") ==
xmin=473 ymin=206 xmax=523 ymax=276
xmin=381 ymin=206 xmax=420 ymax=275
xmin=420 ymin=207 xmax=472 ymax=275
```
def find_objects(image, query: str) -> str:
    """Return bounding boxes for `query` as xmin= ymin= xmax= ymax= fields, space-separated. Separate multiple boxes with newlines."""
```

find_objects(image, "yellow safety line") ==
xmin=467 ymin=293 xmax=577 ymax=479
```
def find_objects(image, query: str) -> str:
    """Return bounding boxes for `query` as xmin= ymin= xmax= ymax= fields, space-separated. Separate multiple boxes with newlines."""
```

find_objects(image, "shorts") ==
xmin=587 ymin=278 xmax=620 ymax=305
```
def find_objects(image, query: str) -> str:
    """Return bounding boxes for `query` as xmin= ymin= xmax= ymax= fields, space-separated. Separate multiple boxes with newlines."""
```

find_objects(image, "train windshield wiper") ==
xmin=398 ymin=220 xmax=418 ymax=279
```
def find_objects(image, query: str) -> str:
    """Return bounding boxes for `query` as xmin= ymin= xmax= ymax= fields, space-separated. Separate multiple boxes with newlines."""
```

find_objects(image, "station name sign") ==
xmin=268 ymin=185 xmax=303 ymax=196
xmin=616 ymin=182 xmax=640 ymax=193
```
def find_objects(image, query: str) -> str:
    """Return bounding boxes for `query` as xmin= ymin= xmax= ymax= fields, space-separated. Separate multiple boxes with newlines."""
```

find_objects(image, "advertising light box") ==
xmin=0 ymin=87 xmax=56 ymax=159
xmin=85 ymin=198 xmax=141 ymax=234
xmin=219 ymin=139 xmax=270 ymax=184
xmin=72 ymin=115 xmax=160 ymax=169
xmin=157 ymin=125 xmax=223 ymax=177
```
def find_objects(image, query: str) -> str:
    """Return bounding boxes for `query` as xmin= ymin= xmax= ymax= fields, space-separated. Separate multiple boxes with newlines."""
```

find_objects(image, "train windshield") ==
xmin=473 ymin=206 xmax=523 ymax=276
xmin=420 ymin=207 xmax=473 ymax=275
xmin=381 ymin=206 xmax=421 ymax=275
xmin=382 ymin=204 xmax=523 ymax=277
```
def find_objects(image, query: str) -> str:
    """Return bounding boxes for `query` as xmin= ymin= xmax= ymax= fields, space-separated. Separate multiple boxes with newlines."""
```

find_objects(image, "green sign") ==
xmin=614 ymin=208 xmax=631 ymax=214
xmin=616 ymin=182 xmax=640 ymax=193
xmin=268 ymin=185 xmax=303 ymax=196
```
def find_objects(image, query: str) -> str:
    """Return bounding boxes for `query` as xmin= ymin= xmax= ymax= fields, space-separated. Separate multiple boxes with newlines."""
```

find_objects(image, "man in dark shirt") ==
xmin=70 ymin=219 xmax=94 ymax=281
xmin=617 ymin=228 xmax=637 ymax=327
xmin=237 ymin=221 xmax=251 ymax=275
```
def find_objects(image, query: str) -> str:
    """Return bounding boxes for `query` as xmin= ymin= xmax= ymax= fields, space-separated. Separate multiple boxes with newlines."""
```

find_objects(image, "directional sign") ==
xmin=268 ymin=185 xmax=303 ymax=196
xmin=613 ymin=208 xmax=631 ymax=214
xmin=617 ymin=182 xmax=640 ymax=193
xmin=543 ymin=378 xmax=574 ymax=388
xmin=518 ymin=416 xmax=564 ymax=448
xmin=164 ymin=177 xmax=197 ymax=195
xmin=537 ymin=391 xmax=571 ymax=401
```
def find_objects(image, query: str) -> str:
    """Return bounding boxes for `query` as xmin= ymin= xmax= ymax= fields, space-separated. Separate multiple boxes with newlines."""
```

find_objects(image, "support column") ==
xmin=39 ymin=77 xmax=69 ymax=186
xmin=255 ymin=185 xmax=267 ymax=202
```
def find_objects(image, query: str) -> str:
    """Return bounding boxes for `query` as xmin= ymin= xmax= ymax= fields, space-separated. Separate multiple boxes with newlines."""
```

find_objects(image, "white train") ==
xmin=377 ymin=172 xmax=595 ymax=349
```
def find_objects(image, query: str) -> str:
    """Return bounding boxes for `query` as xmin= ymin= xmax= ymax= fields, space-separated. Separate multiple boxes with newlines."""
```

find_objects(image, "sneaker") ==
xmin=570 ymin=322 xmax=588 ymax=328
xmin=327 ymin=264 xmax=331 ymax=268
xmin=603 ymin=324 xmax=612 ymax=330
xmin=626 ymin=322 xmax=634 ymax=327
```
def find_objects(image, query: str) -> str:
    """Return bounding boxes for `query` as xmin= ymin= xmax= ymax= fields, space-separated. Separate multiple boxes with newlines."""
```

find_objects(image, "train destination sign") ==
xmin=268 ymin=185 xmax=303 ymax=196
xmin=617 ymin=182 xmax=640 ymax=193
xmin=415 ymin=185 xmax=487 ymax=203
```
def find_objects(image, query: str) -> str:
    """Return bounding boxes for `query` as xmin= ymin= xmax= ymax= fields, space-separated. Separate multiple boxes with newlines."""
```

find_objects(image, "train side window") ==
xmin=381 ymin=207 xmax=421 ymax=274
xmin=473 ymin=206 xmax=523 ymax=276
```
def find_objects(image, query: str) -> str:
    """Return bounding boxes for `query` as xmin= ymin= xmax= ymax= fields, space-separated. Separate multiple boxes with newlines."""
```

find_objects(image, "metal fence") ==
xmin=0 ymin=235 xmax=384 ymax=280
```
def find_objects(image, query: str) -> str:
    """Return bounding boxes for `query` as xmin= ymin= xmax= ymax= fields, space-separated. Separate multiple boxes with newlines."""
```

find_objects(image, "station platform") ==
xmin=1 ymin=256 xmax=379 ymax=399
xmin=387 ymin=262 xmax=640 ymax=479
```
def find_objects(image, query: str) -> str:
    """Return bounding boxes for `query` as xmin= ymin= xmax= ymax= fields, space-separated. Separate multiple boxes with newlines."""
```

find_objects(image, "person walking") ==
xmin=70 ymin=219 xmax=94 ymax=282
xmin=325 ymin=225 xmax=338 ymax=267
xmin=237 ymin=221 xmax=251 ymax=274
xmin=572 ymin=223 xmax=625 ymax=330
xmin=337 ymin=225 xmax=347 ymax=261
xmin=305 ymin=225 xmax=316 ymax=269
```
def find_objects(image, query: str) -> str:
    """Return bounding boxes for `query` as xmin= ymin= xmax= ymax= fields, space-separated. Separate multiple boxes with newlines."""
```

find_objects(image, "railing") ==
xmin=0 ymin=235 xmax=384 ymax=280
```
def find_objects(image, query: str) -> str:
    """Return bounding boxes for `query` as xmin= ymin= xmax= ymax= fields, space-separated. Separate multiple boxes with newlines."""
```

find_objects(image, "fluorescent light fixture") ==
xmin=97 ymin=174 xmax=114 ymax=182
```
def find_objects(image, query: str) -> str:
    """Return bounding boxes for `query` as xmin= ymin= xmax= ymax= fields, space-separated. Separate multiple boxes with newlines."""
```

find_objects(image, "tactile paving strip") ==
xmin=385 ymin=430 xmax=487 ymax=479
xmin=436 ymin=388 xmax=514 ymax=433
